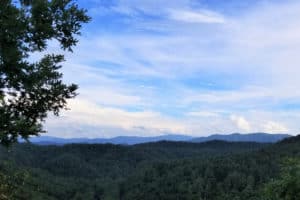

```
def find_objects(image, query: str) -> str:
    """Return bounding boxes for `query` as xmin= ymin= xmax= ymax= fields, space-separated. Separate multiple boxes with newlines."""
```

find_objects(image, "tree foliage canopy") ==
xmin=263 ymin=158 xmax=300 ymax=200
xmin=0 ymin=137 xmax=299 ymax=199
xmin=0 ymin=0 xmax=90 ymax=145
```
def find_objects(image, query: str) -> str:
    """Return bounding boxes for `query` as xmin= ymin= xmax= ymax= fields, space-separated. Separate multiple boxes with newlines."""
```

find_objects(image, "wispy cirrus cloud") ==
xmin=168 ymin=9 xmax=225 ymax=24
xmin=44 ymin=0 xmax=300 ymax=138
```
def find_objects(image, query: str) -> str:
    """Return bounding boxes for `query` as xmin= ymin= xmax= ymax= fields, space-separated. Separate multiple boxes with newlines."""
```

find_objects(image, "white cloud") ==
xmin=230 ymin=115 xmax=251 ymax=132
xmin=187 ymin=111 xmax=220 ymax=117
xmin=263 ymin=121 xmax=289 ymax=133
xmin=110 ymin=0 xmax=191 ymax=16
xmin=168 ymin=9 xmax=225 ymax=24
xmin=43 ymin=0 xmax=300 ymax=137
xmin=46 ymin=99 xmax=187 ymax=137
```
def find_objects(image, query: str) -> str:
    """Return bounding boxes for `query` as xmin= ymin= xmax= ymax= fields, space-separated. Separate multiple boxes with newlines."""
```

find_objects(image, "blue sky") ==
xmin=45 ymin=0 xmax=300 ymax=138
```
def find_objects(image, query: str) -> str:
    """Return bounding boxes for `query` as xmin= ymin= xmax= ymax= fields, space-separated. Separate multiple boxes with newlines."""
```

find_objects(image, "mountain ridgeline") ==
xmin=190 ymin=133 xmax=291 ymax=143
xmin=0 ymin=134 xmax=299 ymax=199
xmin=26 ymin=133 xmax=291 ymax=145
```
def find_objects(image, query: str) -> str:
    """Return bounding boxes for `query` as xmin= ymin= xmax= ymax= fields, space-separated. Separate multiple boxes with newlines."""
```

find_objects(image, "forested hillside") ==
xmin=0 ymin=137 xmax=299 ymax=199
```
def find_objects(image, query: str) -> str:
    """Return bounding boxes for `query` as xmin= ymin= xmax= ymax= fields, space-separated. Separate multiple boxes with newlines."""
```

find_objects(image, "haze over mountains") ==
xmin=27 ymin=133 xmax=291 ymax=145
xmin=190 ymin=133 xmax=291 ymax=143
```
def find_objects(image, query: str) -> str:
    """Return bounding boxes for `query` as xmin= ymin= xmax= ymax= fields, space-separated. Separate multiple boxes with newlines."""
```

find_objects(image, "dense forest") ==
xmin=1 ymin=1 xmax=299 ymax=200
xmin=0 ymin=136 xmax=299 ymax=200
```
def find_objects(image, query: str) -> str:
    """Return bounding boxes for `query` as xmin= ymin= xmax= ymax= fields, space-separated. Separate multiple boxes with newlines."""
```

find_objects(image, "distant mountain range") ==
xmin=25 ymin=133 xmax=291 ymax=145
xmin=190 ymin=133 xmax=291 ymax=143
xmin=25 ymin=134 xmax=193 ymax=145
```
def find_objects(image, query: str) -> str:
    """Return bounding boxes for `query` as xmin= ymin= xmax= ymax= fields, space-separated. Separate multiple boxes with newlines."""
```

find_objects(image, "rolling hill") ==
xmin=25 ymin=133 xmax=291 ymax=145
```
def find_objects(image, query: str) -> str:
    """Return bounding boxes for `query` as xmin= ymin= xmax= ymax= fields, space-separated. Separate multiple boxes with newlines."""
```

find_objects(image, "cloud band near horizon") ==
xmin=44 ymin=0 xmax=300 ymax=138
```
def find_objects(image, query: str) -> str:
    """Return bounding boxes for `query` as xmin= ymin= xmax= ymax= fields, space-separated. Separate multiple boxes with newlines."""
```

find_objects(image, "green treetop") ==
xmin=0 ymin=0 xmax=90 ymax=146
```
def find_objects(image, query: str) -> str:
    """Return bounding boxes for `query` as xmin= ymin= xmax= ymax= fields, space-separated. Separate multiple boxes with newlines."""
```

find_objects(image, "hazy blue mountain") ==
xmin=26 ymin=134 xmax=194 ymax=145
xmin=98 ymin=135 xmax=194 ymax=145
xmin=190 ymin=133 xmax=291 ymax=143
xmin=24 ymin=133 xmax=291 ymax=145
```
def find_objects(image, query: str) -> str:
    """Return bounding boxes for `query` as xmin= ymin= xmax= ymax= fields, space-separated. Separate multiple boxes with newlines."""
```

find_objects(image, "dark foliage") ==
xmin=0 ymin=0 xmax=90 ymax=145
xmin=0 ymin=137 xmax=299 ymax=199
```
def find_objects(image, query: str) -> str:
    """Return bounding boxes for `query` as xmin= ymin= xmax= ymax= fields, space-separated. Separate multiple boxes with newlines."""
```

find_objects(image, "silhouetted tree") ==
xmin=0 ymin=0 xmax=90 ymax=145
